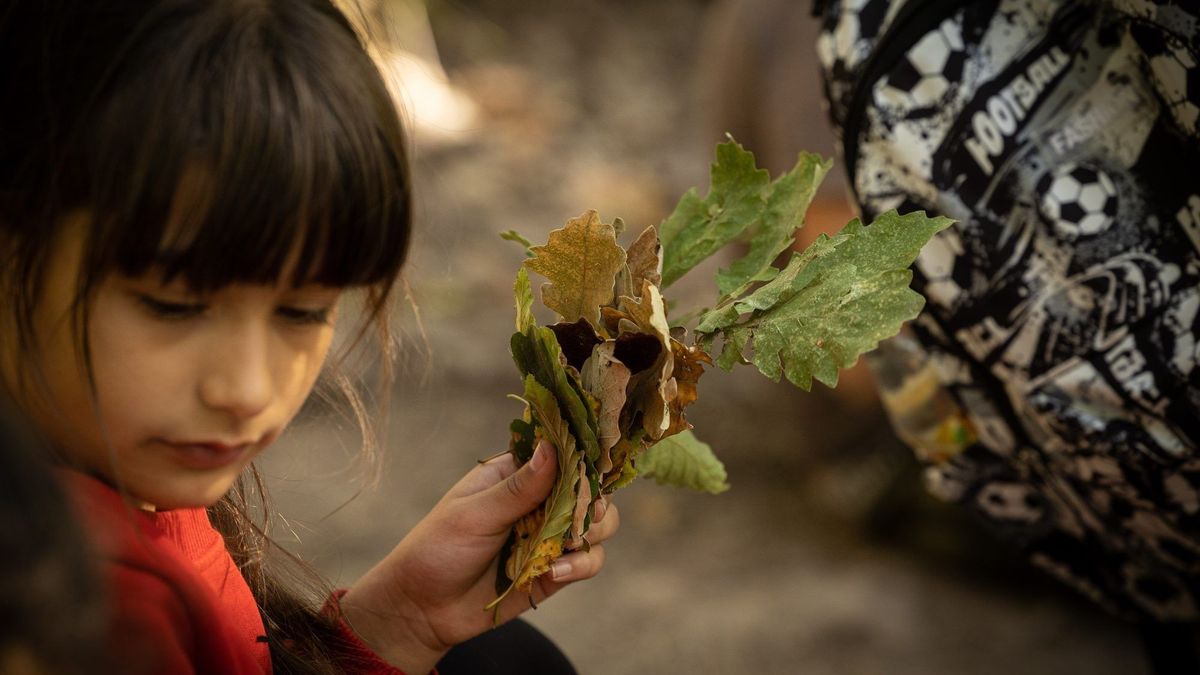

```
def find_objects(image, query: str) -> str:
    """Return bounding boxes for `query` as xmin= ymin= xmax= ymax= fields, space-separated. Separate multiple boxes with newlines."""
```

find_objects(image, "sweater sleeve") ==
xmin=107 ymin=565 xmax=198 ymax=675
xmin=323 ymin=589 xmax=434 ymax=675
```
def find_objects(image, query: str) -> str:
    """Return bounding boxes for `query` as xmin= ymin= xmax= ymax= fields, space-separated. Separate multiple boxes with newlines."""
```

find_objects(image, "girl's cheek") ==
xmin=284 ymin=327 xmax=336 ymax=402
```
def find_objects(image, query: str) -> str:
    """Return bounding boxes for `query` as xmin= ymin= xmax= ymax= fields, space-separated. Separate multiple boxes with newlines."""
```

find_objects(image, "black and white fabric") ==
xmin=816 ymin=0 xmax=1200 ymax=621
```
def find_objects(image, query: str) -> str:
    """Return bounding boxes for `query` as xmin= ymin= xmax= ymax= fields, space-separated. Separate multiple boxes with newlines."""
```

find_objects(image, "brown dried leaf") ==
xmin=602 ymin=436 xmax=644 ymax=491
xmin=548 ymin=319 xmax=602 ymax=371
xmin=566 ymin=460 xmax=592 ymax=551
xmin=665 ymin=339 xmax=713 ymax=437
xmin=526 ymin=210 xmax=627 ymax=327
xmin=619 ymin=281 xmax=675 ymax=440
xmin=581 ymin=340 xmax=631 ymax=473
xmin=599 ymin=307 xmax=627 ymax=337
xmin=617 ymin=318 xmax=641 ymax=336
xmin=626 ymin=225 xmax=663 ymax=290
xmin=612 ymin=331 xmax=661 ymax=374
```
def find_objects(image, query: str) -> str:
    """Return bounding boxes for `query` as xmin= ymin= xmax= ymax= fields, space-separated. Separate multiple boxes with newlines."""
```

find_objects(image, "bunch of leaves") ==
xmin=490 ymin=139 xmax=951 ymax=614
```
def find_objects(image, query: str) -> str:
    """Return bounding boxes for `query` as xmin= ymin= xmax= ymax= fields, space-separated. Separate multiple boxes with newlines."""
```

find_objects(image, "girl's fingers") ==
xmin=446 ymin=452 xmax=517 ymax=499
xmin=495 ymin=544 xmax=610 ymax=624
xmin=491 ymin=495 xmax=617 ymax=624
xmin=592 ymin=496 xmax=608 ymax=522
xmin=495 ymin=570 xmax=565 ymax=624
xmin=548 ymin=545 xmax=607 ymax=584
xmin=584 ymin=502 xmax=619 ymax=545
xmin=463 ymin=441 xmax=558 ymax=531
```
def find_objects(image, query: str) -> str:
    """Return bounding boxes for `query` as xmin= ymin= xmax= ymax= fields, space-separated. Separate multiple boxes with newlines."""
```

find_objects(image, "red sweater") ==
xmin=61 ymin=471 xmax=406 ymax=674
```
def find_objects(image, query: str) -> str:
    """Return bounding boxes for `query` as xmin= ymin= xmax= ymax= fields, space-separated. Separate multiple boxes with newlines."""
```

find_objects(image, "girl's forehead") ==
xmin=108 ymin=196 xmax=348 ymax=293
xmin=149 ymin=221 xmax=325 ymax=290
xmin=3 ymin=0 xmax=413 ymax=306
xmin=101 ymin=154 xmax=405 ymax=292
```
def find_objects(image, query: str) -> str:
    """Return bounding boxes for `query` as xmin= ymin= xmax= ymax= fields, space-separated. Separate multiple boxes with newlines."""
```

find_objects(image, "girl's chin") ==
xmin=123 ymin=472 xmax=243 ymax=511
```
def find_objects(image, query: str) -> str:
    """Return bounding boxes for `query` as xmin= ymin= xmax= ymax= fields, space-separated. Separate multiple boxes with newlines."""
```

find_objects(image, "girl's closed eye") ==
xmin=276 ymin=305 xmax=333 ymax=326
xmin=138 ymin=294 xmax=206 ymax=320
xmin=130 ymin=279 xmax=339 ymax=326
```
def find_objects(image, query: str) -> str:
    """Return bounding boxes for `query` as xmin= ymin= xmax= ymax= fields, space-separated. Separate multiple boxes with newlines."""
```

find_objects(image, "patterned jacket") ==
xmin=816 ymin=0 xmax=1200 ymax=621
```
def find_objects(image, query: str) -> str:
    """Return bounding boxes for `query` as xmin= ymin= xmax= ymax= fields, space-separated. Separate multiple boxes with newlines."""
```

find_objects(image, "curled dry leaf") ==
xmin=600 ymin=306 xmax=626 ymax=336
xmin=619 ymin=281 xmax=675 ymax=440
xmin=566 ymin=459 xmax=592 ymax=551
xmin=625 ymin=224 xmax=663 ymax=291
xmin=549 ymin=319 xmax=603 ymax=371
xmin=580 ymin=341 xmax=631 ymax=473
xmin=602 ymin=436 xmax=643 ymax=492
xmin=666 ymin=339 xmax=712 ymax=436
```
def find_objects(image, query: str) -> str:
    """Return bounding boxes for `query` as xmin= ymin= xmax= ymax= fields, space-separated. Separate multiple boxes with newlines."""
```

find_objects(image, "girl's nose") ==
xmin=198 ymin=324 xmax=273 ymax=420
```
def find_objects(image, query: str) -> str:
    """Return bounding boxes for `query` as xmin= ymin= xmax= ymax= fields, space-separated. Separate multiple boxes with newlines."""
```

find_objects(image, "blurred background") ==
xmin=262 ymin=1 xmax=1149 ymax=672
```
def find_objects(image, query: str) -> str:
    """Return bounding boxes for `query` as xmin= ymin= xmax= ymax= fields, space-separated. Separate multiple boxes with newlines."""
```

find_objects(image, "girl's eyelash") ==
xmin=139 ymin=295 xmax=205 ymax=319
xmin=277 ymin=306 xmax=332 ymax=325
xmin=137 ymin=294 xmax=331 ymax=325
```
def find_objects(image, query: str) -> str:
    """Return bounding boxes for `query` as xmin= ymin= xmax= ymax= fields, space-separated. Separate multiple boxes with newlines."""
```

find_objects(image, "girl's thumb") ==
xmin=479 ymin=440 xmax=557 ymax=523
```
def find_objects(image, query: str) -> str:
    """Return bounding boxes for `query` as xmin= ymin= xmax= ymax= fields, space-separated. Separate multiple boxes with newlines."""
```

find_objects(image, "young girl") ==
xmin=0 ymin=1 xmax=617 ymax=674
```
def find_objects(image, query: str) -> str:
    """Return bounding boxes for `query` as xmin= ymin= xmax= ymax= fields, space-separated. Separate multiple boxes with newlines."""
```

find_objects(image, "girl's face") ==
xmin=10 ymin=220 xmax=342 ymax=509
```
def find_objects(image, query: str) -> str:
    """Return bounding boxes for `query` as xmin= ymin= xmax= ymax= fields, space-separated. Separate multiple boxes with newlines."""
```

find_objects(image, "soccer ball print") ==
xmin=1037 ymin=163 xmax=1119 ymax=240
xmin=877 ymin=17 xmax=967 ymax=113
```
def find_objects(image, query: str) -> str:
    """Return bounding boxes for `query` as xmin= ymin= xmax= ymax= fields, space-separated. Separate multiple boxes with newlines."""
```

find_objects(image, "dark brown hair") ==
xmin=0 ymin=1 xmax=412 ymax=672
xmin=0 ymin=402 xmax=108 ymax=675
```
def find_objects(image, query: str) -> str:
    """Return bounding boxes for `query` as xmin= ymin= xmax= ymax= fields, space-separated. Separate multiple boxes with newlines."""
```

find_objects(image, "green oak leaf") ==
xmin=695 ymin=228 xmax=846 ymax=335
xmin=714 ymin=152 xmax=831 ymax=296
xmin=702 ymin=210 xmax=953 ymax=390
xmin=659 ymin=141 xmax=771 ymax=288
xmin=564 ymin=365 xmax=602 ymax=464
xmin=517 ymin=377 xmax=577 ymax=539
xmin=509 ymin=417 xmax=536 ymax=464
xmin=511 ymin=325 xmax=602 ymax=465
xmin=694 ymin=303 xmax=739 ymax=335
xmin=714 ymin=326 xmax=749 ymax=371
xmin=639 ymin=430 xmax=729 ymax=494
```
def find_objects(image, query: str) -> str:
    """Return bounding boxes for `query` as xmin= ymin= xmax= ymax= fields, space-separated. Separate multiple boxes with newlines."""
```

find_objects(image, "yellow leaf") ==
xmin=490 ymin=378 xmax=580 ymax=614
xmin=509 ymin=535 xmax=563 ymax=593
xmin=526 ymin=210 xmax=627 ymax=327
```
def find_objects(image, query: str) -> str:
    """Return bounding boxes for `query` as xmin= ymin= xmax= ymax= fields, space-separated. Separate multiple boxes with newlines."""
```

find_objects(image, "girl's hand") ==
xmin=338 ymin=440 xmax=618 ymax=674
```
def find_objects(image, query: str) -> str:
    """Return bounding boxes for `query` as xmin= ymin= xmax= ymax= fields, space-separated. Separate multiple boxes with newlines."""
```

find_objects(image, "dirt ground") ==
xmin=262 ymin=1 xmax=1150 ymax=673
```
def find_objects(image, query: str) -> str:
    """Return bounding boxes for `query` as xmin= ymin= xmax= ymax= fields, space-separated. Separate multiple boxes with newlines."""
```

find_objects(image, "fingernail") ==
xmin=593 ymin=497 xmax=607 ymax=521
xmin=550 ymin=559 xmax=572 ymax=581
xmin=528 ymin=440 xmax=549 ymax=471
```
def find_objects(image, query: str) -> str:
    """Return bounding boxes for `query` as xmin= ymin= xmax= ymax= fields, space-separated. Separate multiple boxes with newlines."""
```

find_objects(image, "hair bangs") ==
xmin=80 ymin=1 xmax=411 ymax=294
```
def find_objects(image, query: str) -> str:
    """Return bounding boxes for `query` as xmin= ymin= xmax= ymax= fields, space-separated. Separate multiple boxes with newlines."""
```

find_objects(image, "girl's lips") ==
xmin=162 ymin=439 xmax=256 ymax=470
